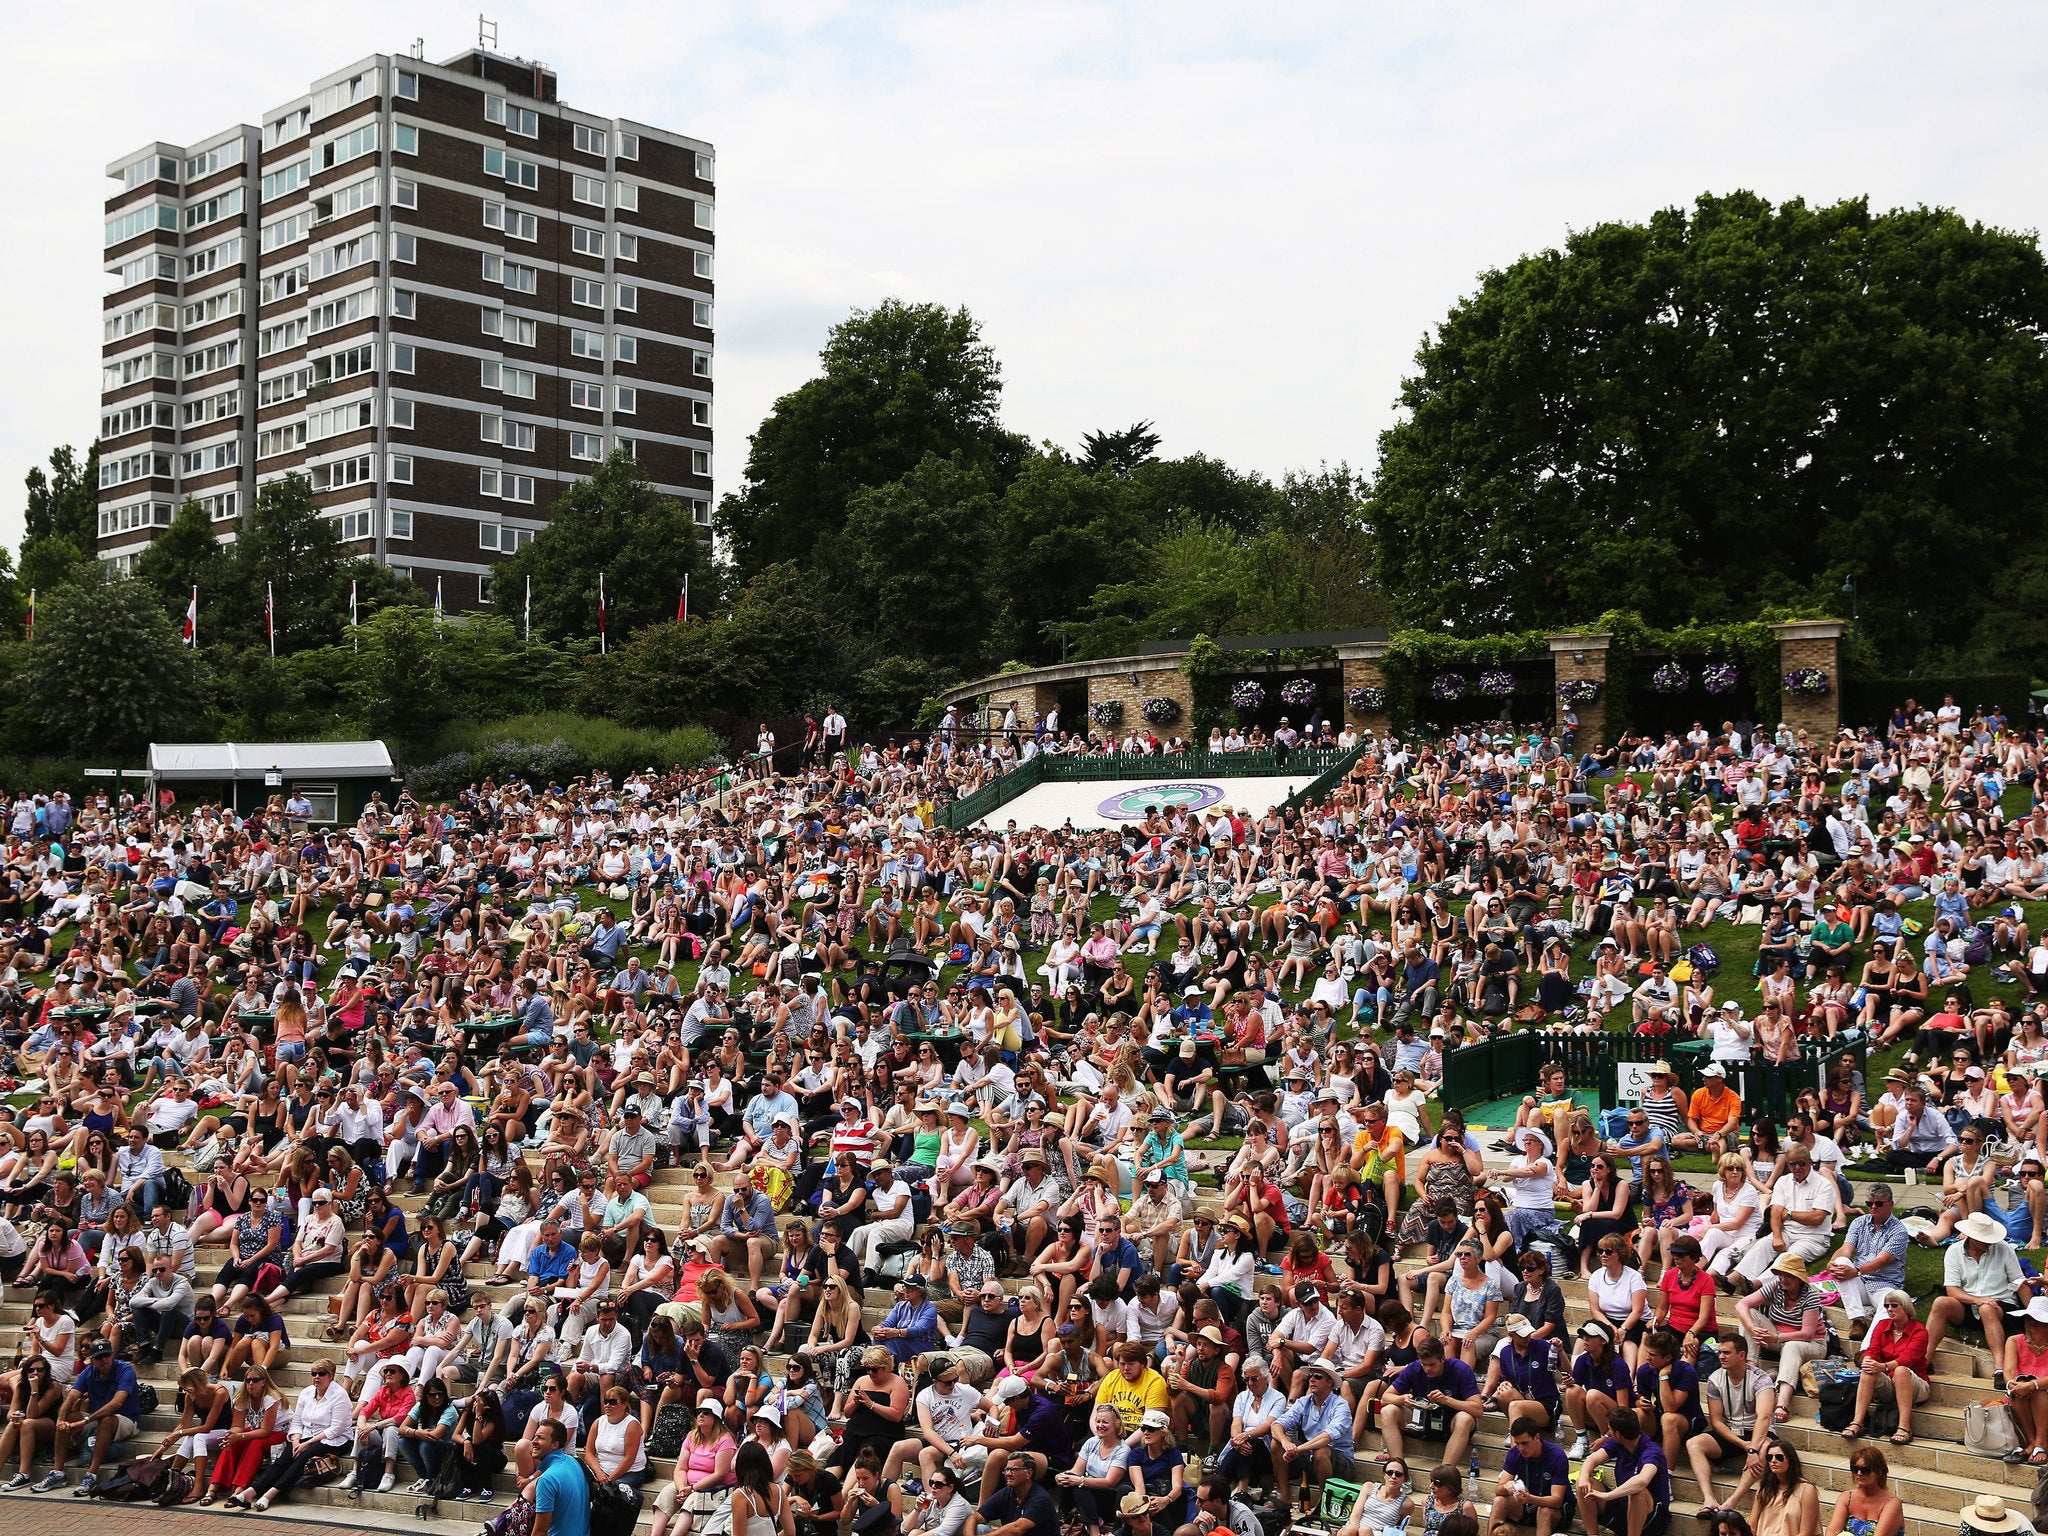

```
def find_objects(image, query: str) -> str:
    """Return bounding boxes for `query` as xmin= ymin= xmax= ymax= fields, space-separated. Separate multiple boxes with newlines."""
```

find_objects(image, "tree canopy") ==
xmin=1367 ymin=191 xmax=2048 ymax=673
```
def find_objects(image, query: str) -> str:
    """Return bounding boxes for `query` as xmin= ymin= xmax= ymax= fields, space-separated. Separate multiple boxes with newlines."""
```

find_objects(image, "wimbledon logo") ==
xmin=1095 ymin=783 xmax=1226 ymax=820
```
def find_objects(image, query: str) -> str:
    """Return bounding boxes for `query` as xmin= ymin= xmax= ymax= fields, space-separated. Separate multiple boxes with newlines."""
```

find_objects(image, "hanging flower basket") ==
xmin=1556 ymin=678 xmax=1601 ymax=706
xmin=1783 ymin=668 xmax=1832 ymax=698
xmin=1430 ymin=673 xmax=1469 ymax=702
xmin=1140 ymin=696 xmax=1181 ymax=725
xmin=1650 ymin=662 xmax=1691 ymax=694
xmin=1702 ymin=661 xmax=1740 ymax=695
xmin=1279 ymin=677 xmax=1319 ymax=709
xmin=1476 ymin=669 xmax=1517 ymax=698
xmin=1229 ymin=680 xmax=1266 ymax=710
xmin=1090 ymin=699 xmax=1124 ymax=727
xmin=1346 ymin=685 xmax=1387 ymax=713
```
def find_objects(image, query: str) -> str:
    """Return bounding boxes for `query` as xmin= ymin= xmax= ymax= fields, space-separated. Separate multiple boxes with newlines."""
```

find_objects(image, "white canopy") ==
xmin=147 ymin=741 xmax=395 ymax=781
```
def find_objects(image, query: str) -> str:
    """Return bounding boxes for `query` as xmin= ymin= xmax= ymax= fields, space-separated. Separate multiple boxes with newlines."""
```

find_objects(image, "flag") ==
xmin=183 ymin=586 xmax=197 ymax=646
xmin=23 ymin=589 xmax=32 ymax=641
xmin=435 ymin=575 xmax=444 ymax=621
xmin=677 ymin=573 xmax=689 ymax=623
xmin=265 ymin=581 xmax=275 ymax=657
xmin=524 ymin=575 xmax=531 ymax=641
xmin=598 ymin=571 xmax=608 ymax=653
xmin=349 ymin=579 xmax=358 ymax=629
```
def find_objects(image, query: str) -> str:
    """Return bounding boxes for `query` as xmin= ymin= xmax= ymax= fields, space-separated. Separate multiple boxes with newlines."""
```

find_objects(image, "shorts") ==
xmin=1872 ymin=1373 xmax=1931 ymax=1405
xmin=1695 ymin=1430 xmax=1747 ymax=1462
xmin=1598 ymin=1503 xmax=1668 ymax=1536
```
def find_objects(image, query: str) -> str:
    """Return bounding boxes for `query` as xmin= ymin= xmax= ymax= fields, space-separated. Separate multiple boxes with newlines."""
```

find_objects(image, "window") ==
xmin=320 ymin=122 xmax=378 ymax=170
xmin=615 ymin=435 xmax=635 ymax=460
xmin=100 ymin=450 xmax=173 ymax=488
xmin=572 ymin=226 xmax=605 ymax=258
xmin=308 ymin=399 xmax=375 ymax=441
xmin=614 ymin=181 xmax=639 ymax=212
xmin=695 ymin=152 xmax=714 ymax=181
xmin=393 ymin=232 xmax=416 ymax=263
xmin=261 ymin=209 xmax=311 ymax=252
xmin=199 ymin=490 xmax=240 ymax=523
xmin=390 ymin=399 xmax=414 ymax=429
xmin=121 ymin=155 xmax=178 ymax=190
xmin=481 ymin=309 xmax=537 ymax=346
xmin=112 ymin=251 xmax=179 ymax=287
xmin=314 ymin=175 xmax=380 ymax=224
xmin=481 ymin=361 xmax=536 ymax=398
xmin=388 ymin=453 xmax=413 ymax=484
xmin=389 ymin=510 xmax=413 ymax=540
xmin=186 ymin=238 xmax=244 ymax=278
xmin=570 ymin=276 xmax=604 ymax=309
xmin=313 ymin=231 xmax=376 ymax=280
xmin=483 ymin=201 xmax=538 ymax=241
xmin=688 ymin=498 xmax=711 ymax=526
xmin=105 ymin=300 xmax=176 ymax=341
xmin=261 ymin=263 xmax=309 ymax=302
xmin=312 ymin=342 xmax=375 ymax=387
xmin=102 ymin=401 xmax=176 ymax=437
xmin=483 ymin=147 xmax=539 ymax=189
xmin=692 ymin=351 xmax=711 ymax=377
xmin=184 ymin=338 xmax=241 ymax=377
xmin=481 ymin=252 xmax=500 ymax=283
xmin=692 ymin=399 xmax=711 ymax=427
xmin=479 ymin=468 xmax=534 ymax=503
xmin=391 ymin=289 xmax=416 ymax=320
xmin=394 ymin=123 xmax=418 ymax=154
xmin=394 ymin=178 xmax=417 ymax=209
xmin=484 ymin=95 xmax=539 ymax=137
xmin=310 ymin=68 xmax=378 ymax=121
xmin=569 ymin=431 xmax=605 ymax=461
xmin=334 ymin=509 xmax=372 ymax=541
xmin=480 ymin=416 xmax=536 ymax=451
xmin=103 ymin=352 xmax=175 ymax=389
xmin=257 ymin=421 xmax=308 ymax=459
xmin=480 ymin=522 xmax=535 ymax=553
xmin=615 ymin=385 xmax=637 ymax=414
xmin=569 ymin=328 xmax=605 ymax=360
xmin=569 ymin=380 xmax=605 ymax=412
xmin=259 ymin=367 xmax=312 ymax=406
xmin=617 ymin=233 xmax=638 ymax=262
xmin=264 ymin=108 xmax=310 ymax=149
xmin=185 ymin=141 xmax=243 ymax=180
xmin=573 ymin=124 xmax=607 ymax=156
xmin=390 ymin=341 xmax=415 ymax=373
xmin=616 ymin=335 xmax=638 ymax=364
xmin=97 ymin=500 xmax=173 ymax=537
xmin=182 ymin=389 xmax=240 ymax=426
xmin=620 ymin=132 xmax=640 ymax=161
xmin=396 ymin=70 xmax=418 ymax=100
xmin=502 ymin=261 xmax=537 ymax=294
xmin=572 ymin=175 xmax=606 ymax=208
xmin=307 ymin=288 xmax=375 ymax=336
xmin=105 ymin=204 xmax=178 ymax=247
xmin=694 ymin=201 xmax=714 ymax=230
xmin=692 ymin=450 xmax=711 ymax=477
xmin=263 ymin=159 xmax=310 ymax=202
xmin=693 ymin=300 xmax=712 ymax=328
xmin=185 ymin=289 xmax=246 ymax=328
xmin=182 ymin=441 xmax=239 ymax=475
xmin=615 ymin=283 xmax=638 ymax=312
xmin=184 ymin=188 xmax=244 ymax=231
xmin=311 ymin=454 xmax=375 ymax=491
xmin=693 ymin=250 xmax=712 ymax=278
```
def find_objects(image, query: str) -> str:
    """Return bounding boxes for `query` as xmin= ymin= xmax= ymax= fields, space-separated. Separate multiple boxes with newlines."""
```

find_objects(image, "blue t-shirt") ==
xmin=1503 ymin=1439 xmax=1574 ymax=1508
xmin=534 ymin=1448 xmax=592 ymax=1536
xmin=1601 ymin=1434 xmax=1670 ymax=1510
xmin=1390 ymin=1357 xmax=1480 ymax=1402
xmin=1570 ymin=1350 xmax=1631 ymax=1400
xmin=74 ymin=1359 xmax=140 ymax=1417
xmin=1633 ymin=1359 xmax=1701 ymax=1424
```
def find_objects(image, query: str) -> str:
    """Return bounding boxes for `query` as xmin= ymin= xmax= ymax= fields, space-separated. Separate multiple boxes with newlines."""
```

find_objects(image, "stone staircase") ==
xmin=0 ymin=1155 xmax=2011 ymax=1532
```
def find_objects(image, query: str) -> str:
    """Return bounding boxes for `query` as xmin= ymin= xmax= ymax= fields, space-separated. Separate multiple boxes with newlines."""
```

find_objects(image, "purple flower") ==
xmin=1279 ymin=677 xmax=1319 ymax=709
xmin=1783 ymin=668 xmax=1831 ymax=698
xmin=1702 ymin=661 xmax=1739 ymax=695
xmin=1556 ymin=679 xmax=1601 ymax=706
xmin=1228 ymin=680 xmax=1265 ymax=710
xmin=1140 ymin=696 xmax=1181 ymax=725
xmin=1650 ymin=662 xmax=1690 ymax=694
xmin=1477 ymin=669 xmax=1517 ymax=698
xmin=1430 ymin=673 xmax=1468 ymax=701
xmin=1346 ymin=685 xmax=1387 ymax=713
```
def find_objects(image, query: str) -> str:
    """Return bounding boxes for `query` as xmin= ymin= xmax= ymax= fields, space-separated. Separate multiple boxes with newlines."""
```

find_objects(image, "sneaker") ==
xmin=341 ymin=1470 xmax=361 ymax=1492
xmin=1569 ymin=1433 xmax=1589 ymax=1460
xmin=71 ymin=1473 xmax=97 ymax=1497
xmin=1 ymin=1473 xmax=28 ymax=1491
xmin=379 ymin=1472 xmax=397 ymax=1493
xmin=407 ymin=1479 xmax=431 ymax=1494
xmin=29 ymin=1471 xmax=63 ymax=1493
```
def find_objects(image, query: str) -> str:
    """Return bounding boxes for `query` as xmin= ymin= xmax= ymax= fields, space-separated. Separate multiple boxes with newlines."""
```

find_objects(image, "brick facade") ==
xmin=1087 ymin=666 xmax=1191 ymax=740
xmin=1548 ymin=634 xmax=1612 ymax=749
xmin=1337 ymin=644 xmax=1391 ymax=736
xmin=1773 ymin=621 xmax=1845 ymax=743
xmin=984 ymin=680 xmax=1061 ymax=734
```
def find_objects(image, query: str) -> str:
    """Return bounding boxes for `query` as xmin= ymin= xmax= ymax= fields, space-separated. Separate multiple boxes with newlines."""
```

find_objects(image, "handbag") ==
xmin=1967 ymin=1399 xmax=2024 ymax=1458
xmin=488 ymin=1493 xmax=539 ymax=1536
xmin=591 ymin=1477 xmax=645 ymax=1536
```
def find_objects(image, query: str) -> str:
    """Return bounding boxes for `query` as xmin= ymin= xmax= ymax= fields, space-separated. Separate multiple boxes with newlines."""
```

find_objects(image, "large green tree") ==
xmin=490 ymin=450 xmax=714 ymax=644
xmin=715 ymin=300 xmax=1024 ymax=580
xmin=16 ymin=571 xmax=206 ymax=758
xmin=1368 ymin=192 xmax=2048 ymax=672
xmin=23 ymin=444 xmax=99 ymax=549
xmin=830 ymin=453 xmax=997 ymax=668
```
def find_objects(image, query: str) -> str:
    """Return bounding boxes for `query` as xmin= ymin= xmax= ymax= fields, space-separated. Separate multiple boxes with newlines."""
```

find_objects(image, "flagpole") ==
xmin=598 ymin=571 xmax=607 ymax=654
xmin=680 ymin=572 xmax=689 ymax=624
xmin=24 ymin=589 xmax=32 ymax=642
xmin=188 ymin=584 xmax=198 ymax=648
xmin=435 ymin=575 xmax=444 ymax=622
xmin=524 ymin=575 xmax=531 ymax=642
xmin=349 ymin=579 xmax=357 ymax=652
xmin=265 ymin=581 xmax=274 ymax=657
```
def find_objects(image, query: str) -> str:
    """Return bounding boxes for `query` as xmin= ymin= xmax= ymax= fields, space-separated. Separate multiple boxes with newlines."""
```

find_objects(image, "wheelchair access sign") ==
xmin=1095 ymin=782 xmax=1228 ymax=820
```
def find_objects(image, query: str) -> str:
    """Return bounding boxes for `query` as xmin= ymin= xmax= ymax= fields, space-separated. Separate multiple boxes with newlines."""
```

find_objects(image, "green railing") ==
xmin=933 ymin=747 xmax=1351 ymax=829
xmin=1442 ymin=1025 xmax=1864 ymax=1121
xmin=1283 ymin=742 xmax=1368 ymax=813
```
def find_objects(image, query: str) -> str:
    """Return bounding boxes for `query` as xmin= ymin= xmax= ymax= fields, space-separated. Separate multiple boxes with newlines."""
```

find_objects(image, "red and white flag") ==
xmin=598 ymin=571 xmax=608 ymax=653
xmin=677 ymin=573 xmax=689 ymax=623
xmin=183 ymin=585 xmax=198 ymax=646
xmin=265 ymin=580 xmax=275 ymax=656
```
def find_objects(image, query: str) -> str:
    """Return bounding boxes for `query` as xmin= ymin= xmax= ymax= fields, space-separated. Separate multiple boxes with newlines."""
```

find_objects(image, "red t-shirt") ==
xmin=1660 ymin=1265 xmax=1717 ymax=1335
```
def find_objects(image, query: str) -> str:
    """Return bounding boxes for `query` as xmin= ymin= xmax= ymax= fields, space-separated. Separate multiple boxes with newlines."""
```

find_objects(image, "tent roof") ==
xmin=147 ymin=741 xmax=395 ymax=781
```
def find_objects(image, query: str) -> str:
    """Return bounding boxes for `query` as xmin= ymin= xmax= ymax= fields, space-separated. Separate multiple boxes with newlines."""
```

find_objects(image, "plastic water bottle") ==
xmin=1465 ymin=1449 xmax=1480 ymax=1507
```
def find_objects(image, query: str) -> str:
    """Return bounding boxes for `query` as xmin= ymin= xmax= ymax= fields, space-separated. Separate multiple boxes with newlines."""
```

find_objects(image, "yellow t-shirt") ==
xmin=1094 ymin=1367 xmax=1170 ymax=1432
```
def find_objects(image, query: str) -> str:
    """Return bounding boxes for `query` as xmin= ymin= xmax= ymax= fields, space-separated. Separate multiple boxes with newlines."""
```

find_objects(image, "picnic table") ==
xmin=458 ymin=1012 xmax=543 ymax=1055
xmin=48 ymin=1005 xmax=111 ymax=1025
xmin=900 ymin=1028 xmax=967 ymax=1069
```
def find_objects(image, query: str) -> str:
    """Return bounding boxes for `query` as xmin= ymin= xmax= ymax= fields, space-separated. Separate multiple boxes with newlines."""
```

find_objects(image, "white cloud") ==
xmin=6 ymin=1 xmax=2046 ymax=548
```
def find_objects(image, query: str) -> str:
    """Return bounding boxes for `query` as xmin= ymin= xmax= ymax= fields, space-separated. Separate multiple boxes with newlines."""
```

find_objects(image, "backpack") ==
xmin=1688 ymin=944 xmax=1720 ymax=975
xmin=416 ymin=1440 xmax=471 ymax=1518
xmin=1965 ymin=928 xmax=1993 ymax=967
xmin=1816 ymin=1375 xmax=1857 ymax=1431
xmin=160 ymin=1165 xmax=193 ymax=1218
xmin=646 ymin=1403 xmax=692 ymax=1459
xmin=135 ymin=1380 xmax=160 ymax=1417
xmin=591 ymin=1477 xmax=645 ymax=1536
xmin=154 ymin=1468 xmax=197 ymax=1507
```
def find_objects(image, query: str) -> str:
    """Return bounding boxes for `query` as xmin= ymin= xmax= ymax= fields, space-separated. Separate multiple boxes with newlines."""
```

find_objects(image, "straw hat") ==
xmin=1771 ymin=1252 xmax=1809 ymax=1281
xmin=1962 ymin=1495 xmax=2033 ymax=1534
xmin=1960 ymin=1212 xmax=2010 ymax=1245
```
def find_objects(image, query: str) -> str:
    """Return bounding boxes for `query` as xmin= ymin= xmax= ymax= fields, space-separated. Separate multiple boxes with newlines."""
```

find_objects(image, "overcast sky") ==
xmin=7 ymin=2 xmax=2045 ymax=550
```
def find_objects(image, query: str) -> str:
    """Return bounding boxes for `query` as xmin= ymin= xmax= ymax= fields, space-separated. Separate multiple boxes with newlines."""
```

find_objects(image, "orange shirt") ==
xmin=1689 ymin=1084 xmax=1742 ymax=1135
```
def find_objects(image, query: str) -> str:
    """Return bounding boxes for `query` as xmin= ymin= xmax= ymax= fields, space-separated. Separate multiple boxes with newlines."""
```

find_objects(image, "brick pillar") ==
xmin=1337 ymin=642 xmax=1391 ymax=735
xmin=1089 ymin=667 xmax=1192 ymax=741
xmin=1548 ymin=633 xmax=1612 ymax=749
xmin=1773 ymin=620 xmax=1846 ymax=743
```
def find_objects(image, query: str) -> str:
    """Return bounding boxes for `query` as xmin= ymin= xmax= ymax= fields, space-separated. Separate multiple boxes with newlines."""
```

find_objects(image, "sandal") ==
xmin=1771 ymin=1407 xmax=1789 ymax=1425
xmin=1892 ymin=1431 xmax=1916 ymax=1447
xmin=1840 ymin=1423 xmax=1863 ymax=1440
xmin=2028 ymin=1446 xmax=2046 ymax=1464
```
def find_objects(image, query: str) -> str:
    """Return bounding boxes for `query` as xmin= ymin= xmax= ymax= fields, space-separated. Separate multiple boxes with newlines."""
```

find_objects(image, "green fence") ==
xmin=1283 ymin=743 xmax=1369 ymax=813
xmin=1442 ymin=1025 xmax=1865 ymax=1123
xmin=933 ymin=747 xmax=1353 ymax=829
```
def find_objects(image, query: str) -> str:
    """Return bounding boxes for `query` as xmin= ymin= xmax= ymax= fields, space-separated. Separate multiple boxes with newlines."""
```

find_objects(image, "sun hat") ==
xmin=1962 ymin=1495 xmax=2032 ymax=1534
xmin=1140 ymin=1409 xmax=1171 ymax=1430
xmin=1119 ymin=1493 xmax=1154 ymax=1518
xmin=1771 ymin=1252 xmax=1810 ymax=1280
xmin=1960 ymin=1212 xmax=2010 ymax=1244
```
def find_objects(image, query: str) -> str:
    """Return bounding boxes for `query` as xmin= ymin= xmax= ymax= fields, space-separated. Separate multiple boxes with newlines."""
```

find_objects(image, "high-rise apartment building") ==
xmin=97 ymin=48 xmax=714 ymax=606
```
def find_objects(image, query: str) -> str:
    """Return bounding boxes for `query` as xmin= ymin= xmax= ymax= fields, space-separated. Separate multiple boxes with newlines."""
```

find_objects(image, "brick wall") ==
xmin=1088 ymin=668 xmax=1191 ymax=739
xmin=1775 ymin=623 xmax=1845 ymax=741
xmin=1340 ymin=655 xmax=1390 ymax=735
xmin=1548 ymin=635 xmax=1612 ymax=749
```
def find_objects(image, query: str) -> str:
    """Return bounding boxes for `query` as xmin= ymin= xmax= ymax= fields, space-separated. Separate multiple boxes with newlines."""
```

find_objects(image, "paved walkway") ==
xmin=0 ymin=1496 xmax=422 ymax=1534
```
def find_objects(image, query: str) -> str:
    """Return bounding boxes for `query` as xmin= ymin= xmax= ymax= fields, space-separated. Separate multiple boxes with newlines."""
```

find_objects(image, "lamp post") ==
xmin=1840 ymin=573 xmax=1859 ymax=636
